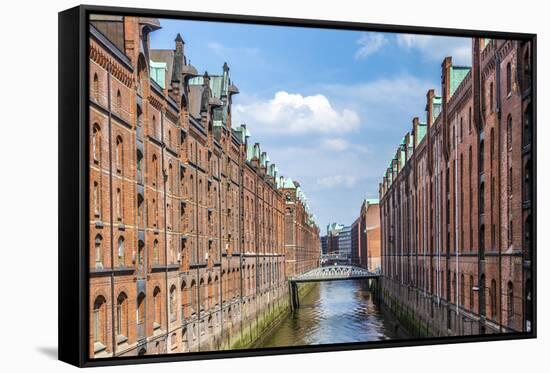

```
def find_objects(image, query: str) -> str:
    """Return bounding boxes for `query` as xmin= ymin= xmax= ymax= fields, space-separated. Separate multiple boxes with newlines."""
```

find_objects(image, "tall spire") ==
xmin=171 ymin=34 xmax=185 ymax=83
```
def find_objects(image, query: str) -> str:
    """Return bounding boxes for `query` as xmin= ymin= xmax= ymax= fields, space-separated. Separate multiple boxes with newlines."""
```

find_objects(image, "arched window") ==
xmin=214 ymin=275 xmax=219 ymax=306
xmin=137 ymin=240 xmax=145 ymax=278
xmin=168 ymin=163 xmax=173 ymax=193
xmin=479 ymin=140 xmax=485 ymax=173
xmin=116 ymin=90 xmax=122 ymax=112
xmin=199 ymin=278 xmax=205 ymax=311
xmin=169 ymin=285 xmax=177 ymax=322
xmin=136 ymin=150 xmax=143 ymax=184
xmin=507 ymin=281 xmax=514 ymax=327
xmin=181 ymin=281 xmax=187 ymax=319
xmin=168 ymin=130 xmax=172 ymax=149
xmin=116 ymin=187 xmax=122 ymax=221
xmin=479 ymin=182 xmax=485 ymax=214
xmin=181 ymin=327 xmax=188 ymax=352
xmin=92 ymin=123 xmax=101 ymax=164
xmin=190 ymin=280 xmax=197 ymax=315
xmin=167 ymin=203 xmax=171 ymax=229
xmin=507 ymin=115 xmax=513 ymax=150
xmin=115 ymin=136 xmax=123 ymax=172
xmin=152 ymin=155 xmax=158 ymax=186
xmin=506 ymin=62 xmax=512 ymax=95
xmin=137 ymin=293 xmax=145 ymax=329
xmin=153 ymin=287 xmax=161 ymax=329
xmin=153 ymin=239 xmax=159 ymax=265
xmin=116 ymin=292 xmax=128 ymax=338
xmin=137 ymin=193 xmax=144 ymax=227
xmin=152 ymin=115 xmax=157 ymax=138
xmin=93 ymin=181 xmax=100 ymax=217
xmin=490 ymin=279 xmax=497 ymax=320
xmin=93 ymin=296 xmax=107 ymax=351
xmin=117 ymin=236 xmax=124 ymax=267
xmin=152 ymin=198 xmax=157 ymax=227
xmin=92 ymin=73 xmax=99 ymax=101
xmin=207 ymin=276 xmax=213 ymax=310
xmin=480 ymin=224 xmax=486 ymax=258
xmin=94 ymin=234 xmax=103 ymax=268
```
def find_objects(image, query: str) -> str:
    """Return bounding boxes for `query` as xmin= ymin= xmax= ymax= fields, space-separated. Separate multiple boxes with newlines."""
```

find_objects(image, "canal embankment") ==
xmin=228 ymin=282 xmax=317 ymax=350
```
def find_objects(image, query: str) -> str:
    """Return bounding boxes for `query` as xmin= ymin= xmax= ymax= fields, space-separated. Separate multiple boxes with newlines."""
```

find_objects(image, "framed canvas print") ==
xmin=58 ymin=4 xmax=536 ymax=367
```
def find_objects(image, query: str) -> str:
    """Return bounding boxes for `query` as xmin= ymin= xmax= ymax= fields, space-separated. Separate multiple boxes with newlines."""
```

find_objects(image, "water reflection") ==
xmin=257 ymin=280 xmax=401 ymax=348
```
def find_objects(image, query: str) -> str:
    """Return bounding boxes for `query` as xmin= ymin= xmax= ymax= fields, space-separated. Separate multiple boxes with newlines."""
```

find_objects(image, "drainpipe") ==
xmin=218 ymin=161 xmax=223 ymax=344
xmin=433 ymin=138 xmax=441 ymax=305
xmin=194 ymin=134 xmax=200 ymax=350
xmin=107 ymin=64 xmax=117 ymax=357
xmin=399 ymin=185 xmax=405 ymax=285
xmin=238 ymin=139 xmax=244 ymax=345
xmin=495 ymin=45 xmax=503 ymax=333
xmin=161 ymin=110 xmax=170 ymax=354
xmin=454 ymin=112 xmax=460 ymax=331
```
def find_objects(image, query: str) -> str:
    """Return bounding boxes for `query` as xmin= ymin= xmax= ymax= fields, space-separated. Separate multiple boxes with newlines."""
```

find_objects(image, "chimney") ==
xmin=175 ymin=33 xmax=185 ymax=57
xmin=426 ymin=89 xmax=435 ymax=126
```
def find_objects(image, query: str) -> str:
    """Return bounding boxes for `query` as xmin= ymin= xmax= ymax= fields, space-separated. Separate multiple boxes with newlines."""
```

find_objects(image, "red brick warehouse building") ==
xmin=88 ymin=15 xmax=320 ymax=358
xmin=379 ymin=38 xmax=533 ymax=336
xmin=350 ymin=199 xmax=381 ymax=272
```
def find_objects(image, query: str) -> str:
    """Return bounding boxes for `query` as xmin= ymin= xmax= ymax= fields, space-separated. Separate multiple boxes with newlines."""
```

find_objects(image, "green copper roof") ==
xmin=260 ymin=152 xmax=270 ymax=168
xmin=399 ymin=147 xmax=406 ymax=170
xmin=150 ymin=60 xmax=167 ymax=89
xmin=416 ymin=121 xmax=427 ymax=146
xmin=450 ymin=66 xmax=471 ymax=97
xmin=246 ymin=143 xmax=255 ymax=162
xmin=365 ymin=198 xmax=379 ymax=205
xmin=282 ymin=177 xmax=296 ymax=189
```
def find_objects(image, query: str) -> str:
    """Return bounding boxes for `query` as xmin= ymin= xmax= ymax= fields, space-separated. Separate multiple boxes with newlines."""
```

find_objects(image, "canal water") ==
xmin=256 ymin=280 xmax=405 ymax=348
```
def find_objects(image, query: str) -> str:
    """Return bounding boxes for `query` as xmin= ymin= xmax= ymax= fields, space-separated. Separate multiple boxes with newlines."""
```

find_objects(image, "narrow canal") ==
xmin=255 ymin=280 xmax=406 ymax=348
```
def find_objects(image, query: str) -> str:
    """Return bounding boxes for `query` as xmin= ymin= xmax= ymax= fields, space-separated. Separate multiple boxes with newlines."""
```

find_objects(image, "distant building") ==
xmin=326 ymin=222 xmax=344 ymax=255
xmin=351 ymin=217 xmax=361 ymax=265
xmin=338 ymin=225 xmax=352 ymax=262
xmin=362 ymin=199 xmax=381 ymax=271
xmin=320 ymin=235 xmax=328 ymax=255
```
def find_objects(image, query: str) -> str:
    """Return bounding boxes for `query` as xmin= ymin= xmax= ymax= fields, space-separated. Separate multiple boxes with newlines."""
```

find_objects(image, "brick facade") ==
xmin=88 ymin=15 xmax=320 ymax=358
xmin=379 ymin=38 xmax=533 ymax=336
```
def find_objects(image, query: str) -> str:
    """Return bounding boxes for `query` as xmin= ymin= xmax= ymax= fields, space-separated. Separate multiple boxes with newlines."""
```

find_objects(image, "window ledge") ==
xmin=116 ymin=334 xmax=128 ymax=345
xmin=94 ymin=341 xmax=106 ymax=354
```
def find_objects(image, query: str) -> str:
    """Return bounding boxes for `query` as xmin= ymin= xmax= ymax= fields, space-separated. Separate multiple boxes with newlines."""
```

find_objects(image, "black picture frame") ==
xmin=58 ymin=4 xmax=537 ymax=367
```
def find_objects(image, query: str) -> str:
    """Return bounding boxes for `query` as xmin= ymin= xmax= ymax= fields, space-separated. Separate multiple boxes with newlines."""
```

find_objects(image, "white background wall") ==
xmin=0 ymin=0 xmax=546 ymax=371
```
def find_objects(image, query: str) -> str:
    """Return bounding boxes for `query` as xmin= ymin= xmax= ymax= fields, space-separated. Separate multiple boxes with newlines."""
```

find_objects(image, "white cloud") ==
xmin=316 ymin=175 xmax=358 ymax=189
xmin=322 ymin=138 xmax=348 ymax=151
xmin=396 ymin=34 xmax=472 ymax=65
xmin=355 ymin=33 xmax=387 ymax=59
xmin=234 ymin=91 xmax=360 ymax=135
xmin=321 ymin=138 xmax=369 ymax=154
xmin=322 ymin=74 xmax=434 ymax=119
xmin=207 ymin=42 xmax=260 ymax=57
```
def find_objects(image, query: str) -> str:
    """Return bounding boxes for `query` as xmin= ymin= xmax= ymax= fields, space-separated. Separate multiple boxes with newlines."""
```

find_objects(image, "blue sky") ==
xmin=150 ymin=19 xmax=471 ymax=232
